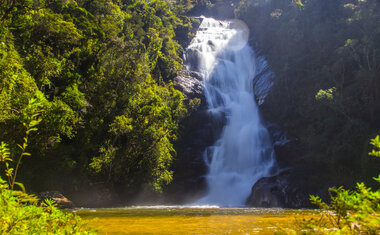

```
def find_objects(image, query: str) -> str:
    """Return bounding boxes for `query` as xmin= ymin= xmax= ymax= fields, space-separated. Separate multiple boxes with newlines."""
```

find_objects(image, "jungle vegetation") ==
xmin=0 ymin=0 xmax=200 ymax=201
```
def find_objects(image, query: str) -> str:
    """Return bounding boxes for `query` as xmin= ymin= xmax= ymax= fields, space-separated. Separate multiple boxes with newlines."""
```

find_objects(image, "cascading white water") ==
xmin=184 ymin=17 xmax=276 ymax=206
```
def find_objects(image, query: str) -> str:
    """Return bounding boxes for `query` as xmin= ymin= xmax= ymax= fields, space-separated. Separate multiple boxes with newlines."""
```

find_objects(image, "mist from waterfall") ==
xmin=184 ymin=17 xmax=276 ymax=207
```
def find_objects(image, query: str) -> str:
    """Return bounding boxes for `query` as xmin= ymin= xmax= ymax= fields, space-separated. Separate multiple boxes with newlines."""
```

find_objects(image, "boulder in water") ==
xmin=246 ymin=169 xmax=329 ymax=208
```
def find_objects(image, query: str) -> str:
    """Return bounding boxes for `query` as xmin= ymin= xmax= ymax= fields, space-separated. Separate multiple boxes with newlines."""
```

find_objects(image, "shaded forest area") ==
xmin=236 ymin=0 xmax=380 ymax=189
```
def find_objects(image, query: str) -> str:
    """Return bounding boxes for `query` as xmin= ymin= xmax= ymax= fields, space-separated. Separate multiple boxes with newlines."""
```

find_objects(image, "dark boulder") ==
xmin=246 ymin=169 xmax=330 ymax=208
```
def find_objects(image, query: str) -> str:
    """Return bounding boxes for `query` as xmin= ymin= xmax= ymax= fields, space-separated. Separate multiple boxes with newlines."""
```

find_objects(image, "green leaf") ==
xmin=14 ymin=182 xmax=26 ymax=193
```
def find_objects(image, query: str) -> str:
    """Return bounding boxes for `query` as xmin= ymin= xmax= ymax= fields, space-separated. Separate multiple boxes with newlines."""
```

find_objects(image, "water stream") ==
xmin=78 ymin=207 xmax=316 ymax=234
xmin=185 ymin=18 xmax=276 ymax=206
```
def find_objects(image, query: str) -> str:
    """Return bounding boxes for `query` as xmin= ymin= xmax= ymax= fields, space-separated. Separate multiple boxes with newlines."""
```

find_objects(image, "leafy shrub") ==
xmin=0 ymin=177 xmax=96 ymax=234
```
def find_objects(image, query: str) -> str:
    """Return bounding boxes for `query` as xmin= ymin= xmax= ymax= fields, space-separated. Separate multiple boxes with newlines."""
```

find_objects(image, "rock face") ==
xmin=174 ymin=70 xmax=204 ymax=100
xmin=168 ymin=68 xmax=227 ymax=203
xmin=245 ymin=135 xmax=331 ymax=208
xmin=168 ymin=82 xmax=214 ymax=203
xmin=246 ymin=168 xmax=330 ymax=208
xmin=246 ymin=118 xmax=335 ymax=208
xmin=38 ymin=191 xmax=75 ymax=209
xmin=246 ymin=171 xmax=306 ymax=208
xmin=251 ymin=57 xmax=274 ymax=106
xmin=245 ymin=117 xmax=331 ymax=208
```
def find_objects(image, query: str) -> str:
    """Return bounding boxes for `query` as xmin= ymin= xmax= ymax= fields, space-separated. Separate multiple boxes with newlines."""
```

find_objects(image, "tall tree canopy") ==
xmin=0 ymin=0 xmax=196 ymax=198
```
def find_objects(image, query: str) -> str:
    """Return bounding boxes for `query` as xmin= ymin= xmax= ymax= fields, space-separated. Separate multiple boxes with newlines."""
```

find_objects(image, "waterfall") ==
xmin=184 ymin=17 xmax=276 ymax=207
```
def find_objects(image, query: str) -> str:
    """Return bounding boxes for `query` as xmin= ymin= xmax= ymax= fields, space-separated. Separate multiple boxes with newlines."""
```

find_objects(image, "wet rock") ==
xmin=167 ymin=108 xmax=219 ymax=204
xmin=246 ymin=125 xmax=331 ymax=209
xmin=174 ymin=70 xmax=204 ymax=100
xmin=184 ymin=48 xmax=200 ymax=71
xmin=38 ymin=191 xmax=75 ymax=209
xmin=169 ymin=69 xmax=223 ymax=203
xmin=265 ymin=122 xmax=290 ymax=148
xmin=251 ymin=57 xmax=274 ymax=106
xmin=246 ymin=169 xmax=330 ymax=208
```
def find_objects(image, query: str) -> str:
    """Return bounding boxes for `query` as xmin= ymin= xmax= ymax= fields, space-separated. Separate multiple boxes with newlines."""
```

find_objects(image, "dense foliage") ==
xmin=236 ymin=0 xmax=380 ymax=186
xmin=0 ymin=0 xmax=197 ymax=200
xmin=0 ymin=177 xmax=95 ymax=234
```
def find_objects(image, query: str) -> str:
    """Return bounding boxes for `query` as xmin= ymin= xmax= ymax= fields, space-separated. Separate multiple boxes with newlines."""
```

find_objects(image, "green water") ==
xmin=76 ymin=206 xmax=318 ymax=234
